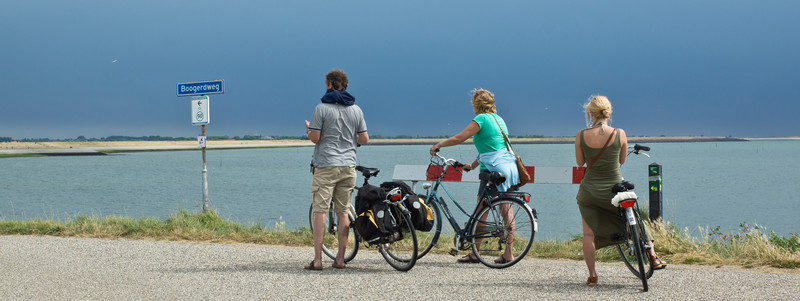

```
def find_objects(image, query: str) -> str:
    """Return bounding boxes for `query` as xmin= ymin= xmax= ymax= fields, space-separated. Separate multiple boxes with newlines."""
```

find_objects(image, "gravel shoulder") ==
xmin=2 ymin=235 xmax=798 ymax=300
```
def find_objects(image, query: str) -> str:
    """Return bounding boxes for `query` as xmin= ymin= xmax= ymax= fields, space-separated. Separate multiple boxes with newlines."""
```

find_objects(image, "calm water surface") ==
xmin=1 ymin=140 xmax=798 ymax=240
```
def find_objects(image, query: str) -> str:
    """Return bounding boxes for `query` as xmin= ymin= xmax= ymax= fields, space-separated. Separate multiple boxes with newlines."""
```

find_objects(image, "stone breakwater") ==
xmin=1 ymin=235 xmax=798 ymax=300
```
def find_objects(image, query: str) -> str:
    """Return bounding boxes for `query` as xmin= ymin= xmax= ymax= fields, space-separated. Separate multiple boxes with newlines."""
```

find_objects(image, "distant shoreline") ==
xmin=369 ymin=136 xmax=761 ymax=145
xmin=1 ymin=136 xmax=797 ymax=157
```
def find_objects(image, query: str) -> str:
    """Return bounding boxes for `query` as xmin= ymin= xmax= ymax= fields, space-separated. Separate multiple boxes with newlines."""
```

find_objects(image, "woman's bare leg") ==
xmin=581 ymin=217 xmax=597 ymax=278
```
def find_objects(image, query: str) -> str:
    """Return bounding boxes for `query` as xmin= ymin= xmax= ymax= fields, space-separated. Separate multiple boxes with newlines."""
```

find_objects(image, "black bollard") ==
xmin=648 ymin=163 xmax=663 ymax=222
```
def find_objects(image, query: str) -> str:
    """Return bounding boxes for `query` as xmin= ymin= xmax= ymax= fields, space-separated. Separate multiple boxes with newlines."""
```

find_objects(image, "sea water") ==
xmin=1 ymin=140 xmax=798 ymax=240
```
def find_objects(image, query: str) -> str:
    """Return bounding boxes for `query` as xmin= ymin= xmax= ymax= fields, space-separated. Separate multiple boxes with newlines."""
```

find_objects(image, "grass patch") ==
xmin=0 ymin=210 xmax=313 ymax=246
xmin=0 ymin=153 xmax=45 ymax=158
xmin=416 ymin=220 xmax=800 ymax=269
xmin=2 ymin=212 xmax=798 ymax=269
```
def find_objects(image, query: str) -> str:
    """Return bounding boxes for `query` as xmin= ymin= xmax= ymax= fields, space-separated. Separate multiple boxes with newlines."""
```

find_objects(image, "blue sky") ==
xmin=1 ymin=1 xmax=798 ymax=139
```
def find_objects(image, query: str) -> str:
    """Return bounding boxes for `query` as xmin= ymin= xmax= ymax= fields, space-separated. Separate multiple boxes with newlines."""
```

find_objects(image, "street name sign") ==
xmin=177 ymin=80 xmax=224 ymax=96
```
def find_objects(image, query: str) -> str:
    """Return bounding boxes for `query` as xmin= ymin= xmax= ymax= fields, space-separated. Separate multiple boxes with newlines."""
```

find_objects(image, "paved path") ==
xmin=2 ymin=235 xmax=798 ymax=300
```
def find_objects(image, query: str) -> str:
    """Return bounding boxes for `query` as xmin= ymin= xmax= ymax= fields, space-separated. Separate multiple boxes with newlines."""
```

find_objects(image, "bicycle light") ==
xmin=611 ymin=191 xmax=638 ymax=208
xmin=388 ymin=187 xmax=403 ymax=201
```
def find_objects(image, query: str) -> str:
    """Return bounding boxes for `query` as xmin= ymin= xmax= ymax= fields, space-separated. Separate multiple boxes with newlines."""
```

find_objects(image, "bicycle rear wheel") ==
xmin=308 ymin=205 xmax=359 ymax=263
xmin=617 ymin=210 xmax=654 ymax=281
xmin=471 ymin=198 xmax=536 ymax=269
xmin=414 ymin=195 xmax=442 ymax=259
xmin=379 ymin=207 xmax=418 ymax=271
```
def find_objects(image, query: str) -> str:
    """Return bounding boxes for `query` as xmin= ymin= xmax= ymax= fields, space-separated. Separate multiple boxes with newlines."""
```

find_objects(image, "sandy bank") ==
xmin=2 ymin=136 xmax=789 ymax=157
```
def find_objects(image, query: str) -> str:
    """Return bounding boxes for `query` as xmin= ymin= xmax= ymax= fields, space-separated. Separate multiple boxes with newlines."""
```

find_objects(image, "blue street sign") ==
xmin=177 ymin=80 xmax=224 ymax=97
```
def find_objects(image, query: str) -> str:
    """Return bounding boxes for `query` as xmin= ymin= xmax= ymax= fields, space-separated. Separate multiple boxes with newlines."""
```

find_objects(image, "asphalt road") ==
xmin=2 ymin=235 xmax=798 ymax=300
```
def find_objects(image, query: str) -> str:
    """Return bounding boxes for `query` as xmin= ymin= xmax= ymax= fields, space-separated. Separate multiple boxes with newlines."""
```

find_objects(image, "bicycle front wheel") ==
xmin=471 ymin=198 xmax=536 ymax=269
xmin=630 ymin=221 xmax=649 ymax=291
xmin=414 ymin=195 xmax=442 ymax=259
xmin=379 ymin=208 xmax=418 ymax=271
xmin=308 ymin=205 xmax=359 ymax=263
xmin=616 ymin=210 xmax=654 ymax=281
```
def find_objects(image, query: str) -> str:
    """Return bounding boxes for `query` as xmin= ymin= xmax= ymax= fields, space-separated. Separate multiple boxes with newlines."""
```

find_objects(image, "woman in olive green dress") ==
xmin=575 ymin=96 xmax=667 ymax=287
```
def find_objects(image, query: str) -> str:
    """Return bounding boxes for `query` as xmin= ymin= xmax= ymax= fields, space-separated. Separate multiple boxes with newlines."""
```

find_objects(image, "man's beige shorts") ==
xmin=311 ymin=166 xmax=356 ymax=214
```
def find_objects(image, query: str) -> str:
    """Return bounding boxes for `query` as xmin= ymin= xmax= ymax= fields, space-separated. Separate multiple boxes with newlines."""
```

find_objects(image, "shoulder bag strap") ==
xmin=490 ymin=114 xmax=514 ymax=154
xmin=586 ymin=128 xmax=616 ymax=169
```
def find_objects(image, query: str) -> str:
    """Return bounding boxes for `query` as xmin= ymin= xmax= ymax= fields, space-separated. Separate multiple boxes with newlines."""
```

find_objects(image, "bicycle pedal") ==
xmin=449 ymin=249 xmax=459 ymax=256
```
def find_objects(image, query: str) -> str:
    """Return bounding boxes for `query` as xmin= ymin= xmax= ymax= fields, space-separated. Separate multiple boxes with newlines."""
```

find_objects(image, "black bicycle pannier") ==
xmin=381 ymin=181 xmax=434 ymax=231
xmin=355 ymin=183 xmax=386 ymax=215
xmin=372 ymin=201 xmax=399 ymax=238
xmin=354 ymin=210 xmax=382 ymax=243
xmin=355 ymin=201 xmax=399 ymax=244
xmin=407 ymin=195 xmax=434 ymax=231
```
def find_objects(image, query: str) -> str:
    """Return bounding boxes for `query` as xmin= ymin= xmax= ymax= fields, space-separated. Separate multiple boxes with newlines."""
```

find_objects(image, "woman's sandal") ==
xmin=586 ymin=276 xmax=598 ymax=287
xmin=650 ymin=255 xmax=668 ymax=270
xmin=494 ymin=256 xmax=513 ymax=264
xmin=457 ymin=254 xmax=479 ymax=263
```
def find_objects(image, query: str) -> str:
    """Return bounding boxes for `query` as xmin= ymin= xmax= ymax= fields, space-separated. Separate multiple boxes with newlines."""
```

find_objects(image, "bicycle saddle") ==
xmin=612 ymin=181 xmax=634 ymax=193
xmin=355 ymin=166 xmax=380 ymax=178
xmin=479 ymin=171 xmax=506 ymax=186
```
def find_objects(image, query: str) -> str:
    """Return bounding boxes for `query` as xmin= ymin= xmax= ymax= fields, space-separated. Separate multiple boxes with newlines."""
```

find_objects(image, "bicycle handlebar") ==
xmin=431 ymin=152 xmax=464 ymax=168
xmin=628 ymin=144 xmax=651 ymax=158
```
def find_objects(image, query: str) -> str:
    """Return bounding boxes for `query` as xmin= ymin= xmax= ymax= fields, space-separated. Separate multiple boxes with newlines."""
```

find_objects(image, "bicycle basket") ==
xmin=426 ymin=163 xmax=462 ymax=181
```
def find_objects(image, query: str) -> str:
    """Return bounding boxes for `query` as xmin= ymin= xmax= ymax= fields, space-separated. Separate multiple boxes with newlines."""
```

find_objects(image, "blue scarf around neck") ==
xmin=320 ymin=89 xmax=355 ymax=106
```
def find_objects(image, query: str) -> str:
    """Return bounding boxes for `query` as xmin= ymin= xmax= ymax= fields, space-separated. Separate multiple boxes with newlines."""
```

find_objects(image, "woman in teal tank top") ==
xmin=429 ymin=89 xmax=520 ymax=264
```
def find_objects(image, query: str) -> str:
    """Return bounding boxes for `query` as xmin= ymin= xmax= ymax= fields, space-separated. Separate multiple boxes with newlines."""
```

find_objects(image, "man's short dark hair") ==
xmin=326 ymin=69 xmax=348 ymax=91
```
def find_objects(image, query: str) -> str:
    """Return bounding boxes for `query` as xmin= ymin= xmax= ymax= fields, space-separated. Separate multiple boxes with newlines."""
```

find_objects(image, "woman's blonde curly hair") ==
xmin=470 ymin=89 xmax=497 ymax=114
xmin=583 ymin=95 xmax=613 ymax=127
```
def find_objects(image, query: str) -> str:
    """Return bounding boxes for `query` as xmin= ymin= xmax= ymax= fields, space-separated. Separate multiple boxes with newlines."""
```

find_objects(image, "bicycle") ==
xmin=414 ymin=152 xmax=537 ymax=269
xmin=611 ymin=143 xmax=655 ymax=291
xmin=308 ymin=166 xmax=419 ymax=271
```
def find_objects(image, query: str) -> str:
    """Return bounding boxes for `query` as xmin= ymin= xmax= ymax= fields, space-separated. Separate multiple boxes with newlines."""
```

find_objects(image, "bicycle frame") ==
xmin=423 ymin=157 xmax=527 ymax=250
xmin=426 ymin=176 xmax=490 ymax=246
xmin=617 ymin=199 xmax=651 ymax=255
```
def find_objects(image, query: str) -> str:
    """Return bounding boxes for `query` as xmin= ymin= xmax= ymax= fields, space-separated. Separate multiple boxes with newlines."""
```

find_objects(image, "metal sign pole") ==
xmin=202 ymin=124 xmax=209 ymax=211
xmin=178 ymin=80 xmax=221 ymax=212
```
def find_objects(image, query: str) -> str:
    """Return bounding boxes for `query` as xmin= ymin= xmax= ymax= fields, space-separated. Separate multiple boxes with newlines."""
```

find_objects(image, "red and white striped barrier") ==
xmin=392 ymin=165 xmax=586 ymax=184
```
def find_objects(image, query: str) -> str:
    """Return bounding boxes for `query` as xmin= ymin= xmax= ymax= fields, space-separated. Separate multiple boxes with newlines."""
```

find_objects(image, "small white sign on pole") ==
xmin=191 ymin=96 xmax=210 ymax=125
xmin=197 ymin=136 xmax=207 ymax=148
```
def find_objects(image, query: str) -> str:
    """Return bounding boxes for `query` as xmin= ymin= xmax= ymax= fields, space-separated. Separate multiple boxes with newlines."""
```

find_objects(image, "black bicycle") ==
xmin=414 ymin=152 xmax=537 ymax=268
xmin=308 ymin=166 xmax=418 ymax=271
xmin=611 ymin=144 xmax=655 ymax=291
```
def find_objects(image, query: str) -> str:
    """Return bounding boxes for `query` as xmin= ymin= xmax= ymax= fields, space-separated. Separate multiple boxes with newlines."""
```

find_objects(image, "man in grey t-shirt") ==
xmin=303 ymin=69 xmax=368 ymax=270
